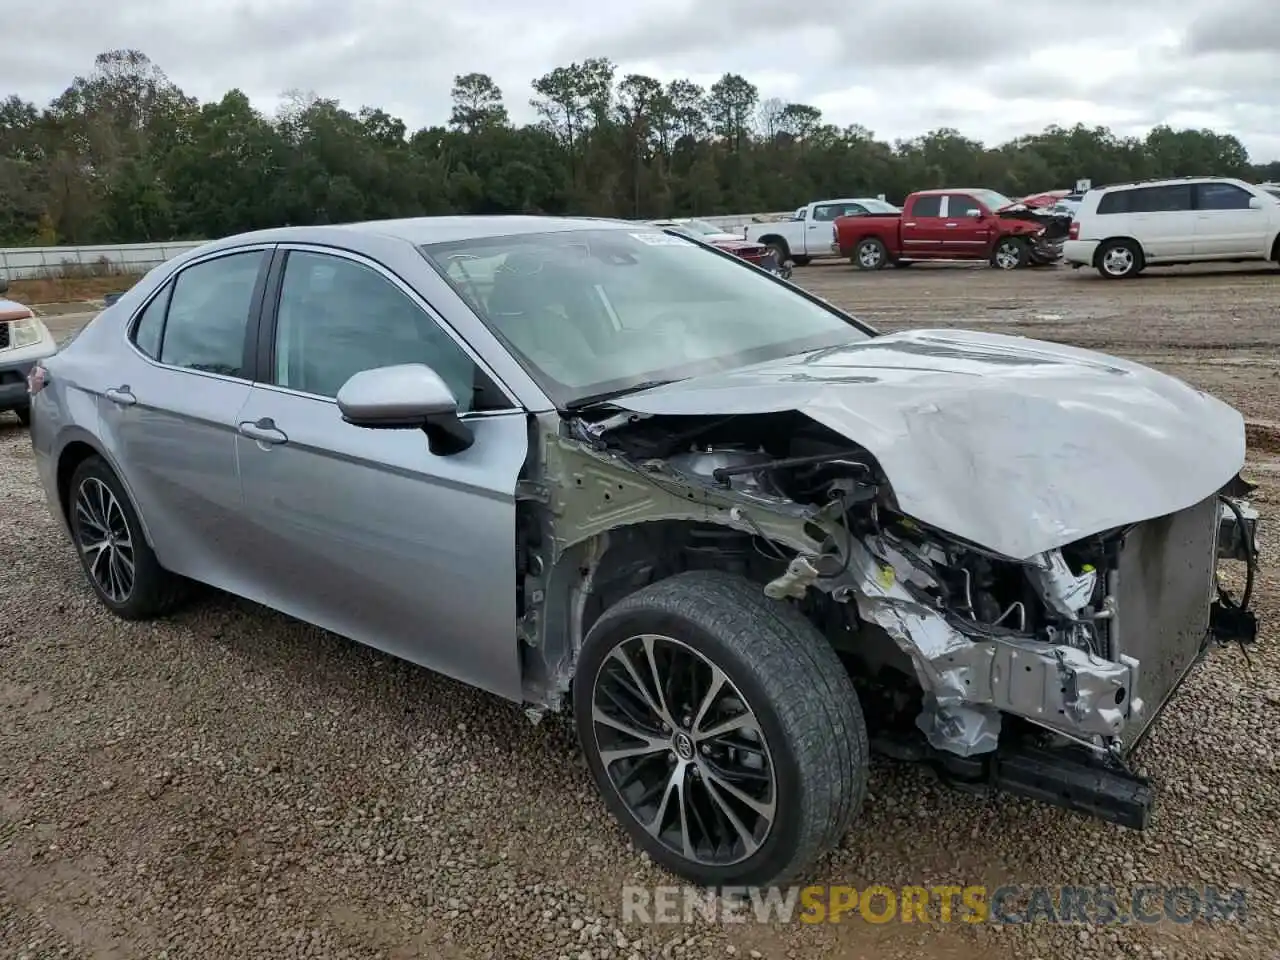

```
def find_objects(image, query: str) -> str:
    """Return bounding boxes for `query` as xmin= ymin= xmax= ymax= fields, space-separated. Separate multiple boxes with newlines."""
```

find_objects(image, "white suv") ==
xmin=1063 ymin=177 xmax=1280 ymax=279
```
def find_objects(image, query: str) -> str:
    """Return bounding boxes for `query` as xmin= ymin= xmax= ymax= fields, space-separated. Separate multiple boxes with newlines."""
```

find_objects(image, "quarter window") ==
xmin=158 ymin=251 xmax=264 ymax=377
xmin=1197 ymin=182 xmax=1252 ymax=210
xmin=271 ymin=250 xmax=506 ymax=413
xmin=131 ymin=283 xmax=172 ymax=359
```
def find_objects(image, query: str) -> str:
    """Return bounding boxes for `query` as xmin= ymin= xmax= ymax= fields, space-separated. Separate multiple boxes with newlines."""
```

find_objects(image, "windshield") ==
xmin=681 ymin=219 xmax=727 ymax=235
xmin=423 ymin=228 xmax=871 ymax=407
xmin=975 ymin=189 xmax=1013 ymax=210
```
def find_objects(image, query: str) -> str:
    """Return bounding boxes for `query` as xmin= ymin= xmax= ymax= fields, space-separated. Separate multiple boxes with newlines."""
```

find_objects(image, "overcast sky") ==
xmin=4 ymin=0 xmax=1279 ymax=162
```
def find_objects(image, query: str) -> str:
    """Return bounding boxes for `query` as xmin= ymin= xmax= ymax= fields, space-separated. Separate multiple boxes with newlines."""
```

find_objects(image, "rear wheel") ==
xmin=854 ymin=237 xmax=888 ymax=270
xmin=68 ymin=456 xmax=188 ymax=620
xmin=991 ymin=236 xmax=1028 ymax=270
xmin=11 ymin=404 xmax=30 ymax=426
xmin=574 ymin=570 xmax=869 ymax=887
xmin=1096 ymin=239 xmax=1143 ymax=279
xmin=791 ymin=255 xmax=812 ymax=267
xmin=766 ymin=241 xmax=790 ymax=266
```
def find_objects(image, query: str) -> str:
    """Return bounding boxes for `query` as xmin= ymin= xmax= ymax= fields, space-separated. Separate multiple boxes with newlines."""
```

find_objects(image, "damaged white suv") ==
xmin=30 ymin=217 xmax=1261 ymax=888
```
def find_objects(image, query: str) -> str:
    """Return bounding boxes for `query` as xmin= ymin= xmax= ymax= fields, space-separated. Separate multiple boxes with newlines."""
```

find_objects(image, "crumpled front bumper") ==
xmin=1028 ymin=234 xmax=1065 ymax=265
xmin=851 ymin=489 xmax=1259 ymax=761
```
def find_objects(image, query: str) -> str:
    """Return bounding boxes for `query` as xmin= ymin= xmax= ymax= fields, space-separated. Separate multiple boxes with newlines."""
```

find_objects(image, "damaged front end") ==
xmin=524 ymin=402 xmax=1261 ymax=830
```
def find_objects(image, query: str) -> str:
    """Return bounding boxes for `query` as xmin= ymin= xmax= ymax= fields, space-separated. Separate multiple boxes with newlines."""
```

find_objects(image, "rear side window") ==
xmin=1096 ymin=191 xmax=1128 ymax=214
xmin=911 ymin=195 xmax=942 ymax=217
xmin=1197 ymin=182 xmax=1252 ymax=210
xmin=131 ymin=284 xmax=172 ymax=359
xmin=159 ymin=251 xmax=265 ymax=378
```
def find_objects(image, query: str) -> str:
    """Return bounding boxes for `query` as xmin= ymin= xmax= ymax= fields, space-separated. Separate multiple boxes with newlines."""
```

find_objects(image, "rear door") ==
xmin=232 ymin=245 xmax=529 ymax=700
xmin=940 ymin=193 xmax=995 ymax=257
xmin=900 ymin=194 xmax=946 ymax=257
xmin=1123 ymin=184 xmax=1195 ymax=260
xmin=810 ymin=202 xmax=869 ymax=254
xmin=1193 ymin=182 xmax=1269 ymax=257
xmin=99 ymin=246 xmax=272 ymax=590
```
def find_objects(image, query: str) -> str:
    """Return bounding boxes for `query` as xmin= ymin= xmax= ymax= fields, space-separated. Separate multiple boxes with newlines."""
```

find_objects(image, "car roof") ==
xmin=208 ymin=215 xmax=639 ymax=248
xmin=1091 ymin=176 xmax=1247 ymax=193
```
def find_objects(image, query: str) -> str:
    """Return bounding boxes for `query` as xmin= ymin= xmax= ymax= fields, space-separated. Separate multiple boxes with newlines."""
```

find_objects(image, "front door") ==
xmin=940 ymin=193 xmax=995 ymax=258
xmin=1193 ymin=182 xmax=1269 ymax=258
xmin=232 ymin=247 xmax=529 ymax=701
xmin=97 ymin=247 xmax=271 ymax=590
xmin=900 ymin=194 xmax=947 ymax=257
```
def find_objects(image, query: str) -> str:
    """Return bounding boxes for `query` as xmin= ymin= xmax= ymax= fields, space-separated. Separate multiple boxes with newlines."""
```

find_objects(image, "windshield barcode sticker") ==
xmin=630 ymin=232 xmax=693 ymax=246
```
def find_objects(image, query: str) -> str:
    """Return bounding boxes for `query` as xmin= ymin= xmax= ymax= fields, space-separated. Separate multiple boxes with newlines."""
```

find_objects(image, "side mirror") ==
xmin=966 ymin=208 xmax=984 ymax=219
xmin=1248 ymin=196 xmax=1263 ymax=210
xmin=336 ymin=363 xmax=474 ymax=456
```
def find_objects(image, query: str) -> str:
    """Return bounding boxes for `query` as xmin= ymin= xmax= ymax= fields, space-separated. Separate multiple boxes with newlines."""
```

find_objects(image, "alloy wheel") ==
xmin=858 ymin=242 xmax=883 ymax=268
xmin=74 ymin=477 xmax=135 ymax=603
xmin=994 ymin=240 xmax=1022 ymax=269
xmin=590 ymin=634 xmax=776 ymax=867
xmin=1102 ymin=246 xmax=1135 ymax=276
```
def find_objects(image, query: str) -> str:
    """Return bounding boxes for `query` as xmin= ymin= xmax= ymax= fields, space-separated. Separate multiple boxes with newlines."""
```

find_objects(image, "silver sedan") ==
xmin=28 ymin=215 xmax=1261 ymax=887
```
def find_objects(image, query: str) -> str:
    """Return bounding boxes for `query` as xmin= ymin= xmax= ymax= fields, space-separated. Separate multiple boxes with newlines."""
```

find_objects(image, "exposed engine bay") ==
xmin=530 ymin=407 xmax=1259 ymax=791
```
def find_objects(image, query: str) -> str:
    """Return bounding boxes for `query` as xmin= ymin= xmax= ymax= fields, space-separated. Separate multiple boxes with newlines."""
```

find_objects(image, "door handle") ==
xmin=903 ymin=222 xmax=916 ymax=227
xmin=808 ymin=225 xmax=820 ymax=230
xmin=945 ymin=222 xmax=959 ymax=228
xmin=237 ymin=418 xmax=288 ymax=445
xmin=104 ymin=386 xmax=136 ymax=407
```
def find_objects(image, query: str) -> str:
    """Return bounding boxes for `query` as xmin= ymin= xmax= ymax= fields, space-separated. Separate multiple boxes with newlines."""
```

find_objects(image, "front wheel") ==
xmin=854 ymin=237 xmax=888 ymax=270
xmin=991 ymin=236 xmax=1028 ymax=270
xmin=574 ymin=570 xmax=869 ymax=888
xmin=1096 ymin=239 xmax=1143 ymax=279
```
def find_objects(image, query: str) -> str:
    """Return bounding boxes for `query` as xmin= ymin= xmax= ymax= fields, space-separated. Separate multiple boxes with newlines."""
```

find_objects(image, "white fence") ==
xmin=0 ymin=212 xmax=794 ymax=281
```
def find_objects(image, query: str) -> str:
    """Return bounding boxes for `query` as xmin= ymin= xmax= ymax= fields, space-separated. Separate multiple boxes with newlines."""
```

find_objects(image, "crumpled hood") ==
xmin=610 ymin=329 xmax=1246 ymax=560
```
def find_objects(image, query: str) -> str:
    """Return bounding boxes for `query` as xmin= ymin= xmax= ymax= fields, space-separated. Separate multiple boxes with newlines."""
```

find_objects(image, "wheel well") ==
xmin=757 ymin=234 xmax=788 ymax=255
xmin=55 ymin=441 xmax=99 ymax=523
xmin=1269 ymin=232 xmax=1280 ymax=262
xmin=523 ymin=520 xmax=801 ymax=707
xmin=1092 ymin=237 xmax=1141 ymax=267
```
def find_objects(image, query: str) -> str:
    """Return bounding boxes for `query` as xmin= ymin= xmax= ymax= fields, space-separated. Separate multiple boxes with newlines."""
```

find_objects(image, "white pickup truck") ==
xmin=744 ymin=197 xmax=900 ymax=266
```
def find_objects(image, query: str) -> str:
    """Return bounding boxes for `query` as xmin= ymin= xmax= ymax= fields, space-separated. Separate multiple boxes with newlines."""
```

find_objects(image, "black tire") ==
xmin=791 ymin=255 xmax=812 ymax=267
xmin=574 ymin=570 xmax=868 ymax=887
xmin=853 ymin=237 xmax=888 ymax=270
xmin=990 ymin=236 xmax=1028 ymax=270
xmin=67 ymin=455 xmax=188 ymax=620
xmin=12 ymin=404 xmax=30 ymax=426
xmin=1095 ymin=239 xmax=1143 ymax=279
xmin=766 ymin=240 xmax=790 ymax=265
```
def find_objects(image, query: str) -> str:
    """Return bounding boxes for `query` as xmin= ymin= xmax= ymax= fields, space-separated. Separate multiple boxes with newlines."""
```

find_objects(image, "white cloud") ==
xmin=1 ymin=0 xmax=1277 ymax=161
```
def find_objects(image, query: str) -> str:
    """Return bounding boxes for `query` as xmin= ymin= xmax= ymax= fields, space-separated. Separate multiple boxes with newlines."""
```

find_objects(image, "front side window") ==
xmin=944 ymin=194 xmax=979 ymax=217
xmin=272 ymin=250 xmax=505 ymax=413
xmin=158 ymin=250 xmax=264 ymax=377
xmin=424 ymin=228 xmax=871 ymax=406
xmin=1197 ymin=182 xmax=1252 ymax=210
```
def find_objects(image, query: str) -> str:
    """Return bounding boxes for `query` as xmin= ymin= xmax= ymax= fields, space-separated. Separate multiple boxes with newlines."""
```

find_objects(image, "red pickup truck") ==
xmin=832 ymin=188 xmax=1059 ymax=270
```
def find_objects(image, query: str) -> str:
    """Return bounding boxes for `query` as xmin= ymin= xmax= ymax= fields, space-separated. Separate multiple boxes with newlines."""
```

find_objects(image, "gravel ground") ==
xmin=2 ymin=261 xmax=1279 ymax=959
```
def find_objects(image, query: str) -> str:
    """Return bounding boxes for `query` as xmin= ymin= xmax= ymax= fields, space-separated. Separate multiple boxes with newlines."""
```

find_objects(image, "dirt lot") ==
xmin=2 ymin=262 xmax=1279 ymax=960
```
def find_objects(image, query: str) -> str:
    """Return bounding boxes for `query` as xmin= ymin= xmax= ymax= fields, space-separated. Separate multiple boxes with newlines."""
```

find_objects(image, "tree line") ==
xmin=1 ymin=49 xmax=1277 ymax=247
